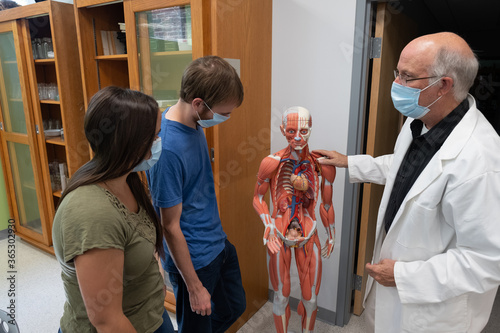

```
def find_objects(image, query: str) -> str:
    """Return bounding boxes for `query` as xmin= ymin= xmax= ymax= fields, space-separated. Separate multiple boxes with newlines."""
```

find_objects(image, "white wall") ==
xmin=271 ymin=0 xmax=357 ymax=312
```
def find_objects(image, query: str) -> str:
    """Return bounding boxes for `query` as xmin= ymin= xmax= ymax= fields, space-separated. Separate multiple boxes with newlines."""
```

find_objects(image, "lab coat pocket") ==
xmin=401 ymin=294 xmax=469 ymax=332
xmin=396 ymin=203 xmax=446 ymax=254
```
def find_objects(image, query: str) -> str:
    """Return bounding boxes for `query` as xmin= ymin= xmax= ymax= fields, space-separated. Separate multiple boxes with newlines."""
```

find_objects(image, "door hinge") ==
xmin=35 ymin=124 xmax=40 ymax=134
xmin=0 ymin=122 xmax=3 ymax=130
xmin=210 ymin=148 xmax=215 ymax=162
xmin=370 ymin=37 xmax=382 ymax=59
xmin=353 ymin=274 xmax=362 ymax=291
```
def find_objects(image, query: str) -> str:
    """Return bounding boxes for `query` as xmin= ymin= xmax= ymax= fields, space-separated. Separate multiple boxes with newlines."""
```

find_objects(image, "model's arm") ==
xmin=161 ymin=204 xmax=211 ymax=316
xmin=75 ymin=248 xmax=137 ymax=333
xmin=253 ymin=155 xmax=281 ymax=254
xmin=319 ymin=164 xmax=336 ymax=258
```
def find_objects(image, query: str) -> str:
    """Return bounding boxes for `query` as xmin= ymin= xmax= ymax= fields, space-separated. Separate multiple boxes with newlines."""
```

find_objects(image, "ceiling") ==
xmin=398 ymin=0 xmax=500 ymax=59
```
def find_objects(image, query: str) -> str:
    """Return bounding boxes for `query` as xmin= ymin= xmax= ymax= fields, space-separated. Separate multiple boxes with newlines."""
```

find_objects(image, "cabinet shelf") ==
xmin=95 ymin=54 xmax=128 ymax=60
xmin=35 ymin=59 xmax=55 ymax=65
xmin=152 ymin=50 xmax=192 ymax=57
xmin=45 ymin=136 xmax=65 ymax=146
xmin=40 ymin=99 xmax=60 ymax=104
xmin=4 ymin=60 xmax=17 ymax=64
xmin=53 ymin=190 xmax=62 ymax=198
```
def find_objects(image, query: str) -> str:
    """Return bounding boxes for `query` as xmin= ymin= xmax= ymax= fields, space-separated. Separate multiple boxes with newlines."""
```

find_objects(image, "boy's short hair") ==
xmin=180 ymin=55 xmax=244 ymax=107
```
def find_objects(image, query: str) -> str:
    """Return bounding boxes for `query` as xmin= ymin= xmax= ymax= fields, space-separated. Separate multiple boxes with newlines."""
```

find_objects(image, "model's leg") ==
xmin=211 ymin=239 xmax=246 ymax=333
xmin=269 ymin=242 xmax=292 ymax=333
xmin=295 ymin=234 xmax=322 ymax=333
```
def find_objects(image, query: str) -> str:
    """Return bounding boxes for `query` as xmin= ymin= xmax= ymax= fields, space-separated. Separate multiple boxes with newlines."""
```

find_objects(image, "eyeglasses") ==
xmin=394 ymin=69 xmax=437 ymax=86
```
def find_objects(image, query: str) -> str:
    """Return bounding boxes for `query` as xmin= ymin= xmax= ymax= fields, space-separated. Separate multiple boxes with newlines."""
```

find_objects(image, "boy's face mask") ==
xmin=196 ymin=101 xmax=230 ymax=128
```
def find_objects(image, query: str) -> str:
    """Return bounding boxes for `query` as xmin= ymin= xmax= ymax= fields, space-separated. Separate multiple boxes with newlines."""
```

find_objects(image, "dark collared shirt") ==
xmin=384 ymin=99 xmax=469 ymax=233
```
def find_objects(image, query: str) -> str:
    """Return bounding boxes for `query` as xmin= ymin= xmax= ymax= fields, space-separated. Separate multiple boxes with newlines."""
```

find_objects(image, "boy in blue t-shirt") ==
xmin=147 ymin=56 xmax=246 ymax=333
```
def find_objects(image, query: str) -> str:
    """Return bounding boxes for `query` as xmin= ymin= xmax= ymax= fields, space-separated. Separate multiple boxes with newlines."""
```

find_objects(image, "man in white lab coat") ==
xmin=315 ymin=32 xmax=500 ymax=332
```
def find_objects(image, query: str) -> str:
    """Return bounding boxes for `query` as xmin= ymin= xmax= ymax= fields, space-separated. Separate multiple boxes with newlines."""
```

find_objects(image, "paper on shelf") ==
xmin=101 ymin=31 xmax=125 ymax=55
xmin=59 ymin=163 xmax=68 ymax=192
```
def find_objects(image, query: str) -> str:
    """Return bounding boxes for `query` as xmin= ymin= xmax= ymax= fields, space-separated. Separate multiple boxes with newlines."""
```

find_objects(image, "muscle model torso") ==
xmin=253 ymin=107 xmax=335 ymax=333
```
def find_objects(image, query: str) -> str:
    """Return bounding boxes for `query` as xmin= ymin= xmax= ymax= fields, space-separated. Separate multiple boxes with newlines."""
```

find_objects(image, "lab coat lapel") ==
xmin=364 ymin=96 xmax=478 ymax=307
xmin=377 ymin=118 xmax=414 ymax=224
xmin=368 ymin=119 xmax=414 ymax=279
xmin=364 ymin=120 xmax=414 ymax=305
xmin=386 ymin=95 xmax=478 ymax=236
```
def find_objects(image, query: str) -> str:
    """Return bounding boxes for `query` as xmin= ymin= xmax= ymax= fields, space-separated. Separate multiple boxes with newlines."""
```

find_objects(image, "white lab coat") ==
xmin=348 ymin=95 xmax=500 ymax=333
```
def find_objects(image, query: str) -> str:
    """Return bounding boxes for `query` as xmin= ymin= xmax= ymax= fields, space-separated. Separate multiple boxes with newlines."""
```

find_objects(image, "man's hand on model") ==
xmin=313 ymin=149 xmax=348 ymax=168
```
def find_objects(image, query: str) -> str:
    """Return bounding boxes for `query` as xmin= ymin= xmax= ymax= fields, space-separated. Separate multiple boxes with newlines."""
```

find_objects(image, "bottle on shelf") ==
xmin=43 ymin=117 xmax=63 ymax=138
xmin=42 ymin=37 xmax=54 ymax=59
xmin=33 ymin=38 xmax=43 ymax=59
xmin=35 ymin=38 xmax=44 ymax=59
xmin=38 ymin=82 xmax=59 ymax=101
xmin=31 ymin=39 xmax=38 ymax=59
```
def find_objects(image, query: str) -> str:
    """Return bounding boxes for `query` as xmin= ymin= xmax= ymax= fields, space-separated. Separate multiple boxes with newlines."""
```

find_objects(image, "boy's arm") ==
xmin=161 ymin=204 xmax=212 ymax=316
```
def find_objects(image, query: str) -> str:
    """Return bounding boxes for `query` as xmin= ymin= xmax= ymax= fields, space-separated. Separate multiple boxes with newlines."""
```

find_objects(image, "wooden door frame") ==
xmin=333 ymin=0 xmax=375 ymax=326
xmin=336 ymin=0 xmax=419 ymax=325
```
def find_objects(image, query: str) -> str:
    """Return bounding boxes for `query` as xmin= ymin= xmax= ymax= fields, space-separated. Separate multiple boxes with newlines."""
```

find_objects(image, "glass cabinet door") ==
xmin=135 ymin=5 xmax=192 ymax=109
xmin=0 ymin=21 xmax=48 ymax=244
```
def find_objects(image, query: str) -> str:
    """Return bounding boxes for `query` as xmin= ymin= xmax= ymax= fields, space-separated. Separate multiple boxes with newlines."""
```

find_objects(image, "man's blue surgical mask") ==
xmin=391 ymin=78 xmax=443 ymax=119
xmin=133 ymin=137 xmax=162 ymax=172
xmin=196 ymin=101 xmax=230 ymax=128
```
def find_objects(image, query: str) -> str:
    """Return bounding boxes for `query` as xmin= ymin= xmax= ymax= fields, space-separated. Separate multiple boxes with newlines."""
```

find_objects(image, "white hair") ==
xmin=429 ymin=47 xmax=479 ymax=102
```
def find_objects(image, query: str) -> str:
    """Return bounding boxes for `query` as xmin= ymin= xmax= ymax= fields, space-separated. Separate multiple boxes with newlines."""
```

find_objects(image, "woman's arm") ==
xmin=75 ymin=248 xmax=137 ymax=333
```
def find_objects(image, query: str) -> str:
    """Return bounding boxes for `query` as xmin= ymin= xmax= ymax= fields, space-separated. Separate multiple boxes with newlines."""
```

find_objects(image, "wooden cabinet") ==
xmin=0 ymin=0 xmax=88 ymax=253
xmin=74 ymin=0 xmax=272 ymax=330
xmin=74 ymin=0 xmax=129 ymax=104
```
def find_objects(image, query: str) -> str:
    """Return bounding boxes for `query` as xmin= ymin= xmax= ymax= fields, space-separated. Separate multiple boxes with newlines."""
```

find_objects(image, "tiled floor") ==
xmin=1 ymin=236 xmax=499 ymax=333
xmin=0 ymin=237 xmax=363 ymax=332
xmin=236 ymin=301 xmax=367 ymax=333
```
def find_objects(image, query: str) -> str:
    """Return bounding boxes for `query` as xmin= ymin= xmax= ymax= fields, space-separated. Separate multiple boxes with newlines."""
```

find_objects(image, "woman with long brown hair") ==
xmin=53 ymin=86 xmax=174 ymax=333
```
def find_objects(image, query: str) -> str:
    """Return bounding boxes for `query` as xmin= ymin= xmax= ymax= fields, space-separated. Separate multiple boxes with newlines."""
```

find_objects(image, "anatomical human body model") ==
xmin=253 ymin=107 xmax=336 ymax=333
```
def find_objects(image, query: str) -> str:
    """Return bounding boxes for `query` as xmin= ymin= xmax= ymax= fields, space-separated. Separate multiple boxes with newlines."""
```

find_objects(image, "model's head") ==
xmin=281 ymin=106 xmax=312 ymax=151
xmin=84 ymin=86 xmax=159 ymax=177
xmin=180 ymin=55 xmax=244 ymax=109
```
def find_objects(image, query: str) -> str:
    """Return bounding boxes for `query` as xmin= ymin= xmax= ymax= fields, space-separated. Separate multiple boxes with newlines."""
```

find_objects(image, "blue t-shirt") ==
xmin=147 ymin=108 xmax=226 ymax=272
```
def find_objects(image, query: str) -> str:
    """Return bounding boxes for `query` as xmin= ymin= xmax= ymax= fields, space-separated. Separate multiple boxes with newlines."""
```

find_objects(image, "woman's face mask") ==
xmin=133 ymin=137 xmax=162 ymax=172
xmin=391 ymin=78 xmax=443 ymax=119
